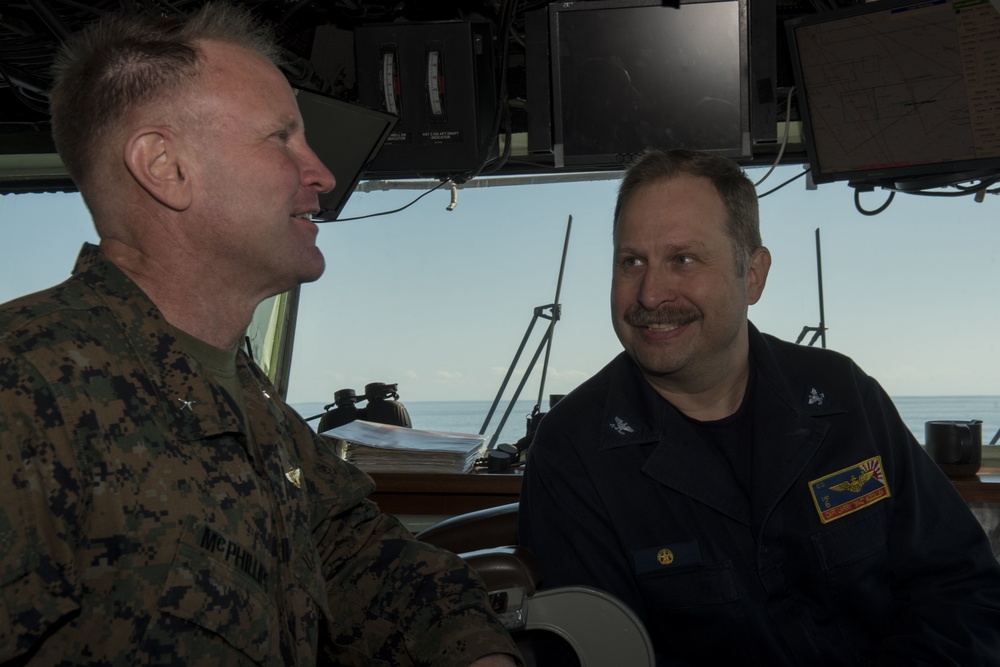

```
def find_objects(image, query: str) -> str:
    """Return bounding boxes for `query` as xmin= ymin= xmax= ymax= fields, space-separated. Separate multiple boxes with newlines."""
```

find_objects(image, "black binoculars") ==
xmin=316 ymin=382 xmax=412 ymax=433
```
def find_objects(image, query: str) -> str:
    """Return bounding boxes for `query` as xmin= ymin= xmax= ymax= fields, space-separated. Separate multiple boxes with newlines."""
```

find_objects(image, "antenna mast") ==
xmin=795 ymin=227 xmax=827 ymax=348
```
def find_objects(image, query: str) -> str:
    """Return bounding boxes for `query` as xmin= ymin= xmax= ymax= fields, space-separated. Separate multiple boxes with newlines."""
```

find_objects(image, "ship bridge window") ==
xmin=2 ymin=167 xmax=999 ymax=458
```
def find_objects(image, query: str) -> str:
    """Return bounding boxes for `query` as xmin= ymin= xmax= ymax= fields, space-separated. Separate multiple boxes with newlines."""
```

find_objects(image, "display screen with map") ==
xmin=786 ymin=0 xmax=1000 ymax=188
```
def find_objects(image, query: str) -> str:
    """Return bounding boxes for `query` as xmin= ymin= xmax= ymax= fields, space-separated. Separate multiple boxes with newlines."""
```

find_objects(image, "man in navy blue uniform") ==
xmin=519 ymin=149 xmax=1000 ymax=665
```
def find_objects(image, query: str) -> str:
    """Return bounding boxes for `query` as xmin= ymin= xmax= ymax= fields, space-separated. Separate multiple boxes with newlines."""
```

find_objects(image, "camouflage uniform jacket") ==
xmin=0 ymin=243 xmax=520 ymax=666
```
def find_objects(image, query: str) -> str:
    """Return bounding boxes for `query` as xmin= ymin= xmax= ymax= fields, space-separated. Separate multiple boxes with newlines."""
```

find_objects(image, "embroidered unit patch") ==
xmin=808 ymin=456 xmax=890 ymax=524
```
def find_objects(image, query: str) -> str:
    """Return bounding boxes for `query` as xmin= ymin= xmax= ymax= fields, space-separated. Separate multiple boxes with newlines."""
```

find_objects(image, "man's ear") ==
xmin=745 ymin=246 xmax=771 ymax=305
xmin=124 ymin=126 xmax=192 ymax=211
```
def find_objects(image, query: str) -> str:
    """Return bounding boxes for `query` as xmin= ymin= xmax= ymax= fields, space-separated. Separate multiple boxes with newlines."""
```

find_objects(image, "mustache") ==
xmin=623 ymin=305 xmax=702 ymax=328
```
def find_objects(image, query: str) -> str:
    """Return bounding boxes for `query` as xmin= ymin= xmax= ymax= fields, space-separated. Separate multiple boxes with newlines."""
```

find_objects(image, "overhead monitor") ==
xmin=293 ymin=88 xmax=396 ymax=220
xmin=785 ymin=0 xmax=1000 ymax=189
xmin=544 ymin=0 xmax=752 ymax=169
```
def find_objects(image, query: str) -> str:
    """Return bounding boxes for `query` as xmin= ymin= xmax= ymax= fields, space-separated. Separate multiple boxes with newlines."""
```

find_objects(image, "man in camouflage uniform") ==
xmin=0 ymin=5 xmax=521 ymax=666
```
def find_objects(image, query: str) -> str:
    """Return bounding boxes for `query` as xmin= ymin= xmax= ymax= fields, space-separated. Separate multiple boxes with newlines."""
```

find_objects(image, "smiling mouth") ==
xmin=647 ymin=322 xmax=683 ymax=331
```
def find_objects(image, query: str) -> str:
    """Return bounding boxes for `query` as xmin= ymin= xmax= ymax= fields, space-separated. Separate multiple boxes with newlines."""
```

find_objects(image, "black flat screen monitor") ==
xmin=293 ymin=88 xmax=396 ymax=220
xmin=548 ymin=0 xmax=751 ymax=169
xmin=786 ymin=0 xmax=1000 ymax=189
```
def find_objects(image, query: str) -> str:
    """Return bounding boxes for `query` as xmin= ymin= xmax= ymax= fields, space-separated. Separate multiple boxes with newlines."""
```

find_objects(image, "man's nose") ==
xmin=302 ymin=144 xmax=336 ymax=194
xmin=637 ymin=264 xmax=678 ymax=309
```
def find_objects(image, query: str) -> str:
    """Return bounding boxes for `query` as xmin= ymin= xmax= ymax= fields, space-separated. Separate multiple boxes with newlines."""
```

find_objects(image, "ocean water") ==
xmin=892 ymin=396 xmax=1000 ymax=445
xmin=294 ymin=399 xmax=544 ymax=447
xmin=294 ymin=396 xmax=1000 ymax=446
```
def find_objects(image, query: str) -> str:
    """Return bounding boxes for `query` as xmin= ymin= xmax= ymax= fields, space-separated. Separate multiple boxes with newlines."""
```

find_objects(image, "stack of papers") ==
xmin=322 ymin=420 xmax=486 ymax=474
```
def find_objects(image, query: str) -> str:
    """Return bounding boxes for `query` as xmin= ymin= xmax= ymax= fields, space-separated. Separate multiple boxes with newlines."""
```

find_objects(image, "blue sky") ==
xmin=2 ymin=164 xmax=998 ymax=406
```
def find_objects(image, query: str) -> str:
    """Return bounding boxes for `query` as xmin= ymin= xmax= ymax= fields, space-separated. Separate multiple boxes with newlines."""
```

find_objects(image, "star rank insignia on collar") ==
xmin=177 ymin=397 xmax=198 ymax=411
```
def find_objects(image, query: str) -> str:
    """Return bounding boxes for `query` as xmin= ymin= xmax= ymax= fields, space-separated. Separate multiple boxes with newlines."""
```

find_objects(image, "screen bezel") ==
xmin=294 ymin=88 xmax=397 ymax=220
xmin=548 ymin=0 xmax=752 ymax=169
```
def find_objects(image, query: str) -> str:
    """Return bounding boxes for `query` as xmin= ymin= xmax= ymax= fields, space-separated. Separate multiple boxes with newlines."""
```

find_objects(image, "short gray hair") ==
xmin=50 ymin=3 xmax=280 ymax=191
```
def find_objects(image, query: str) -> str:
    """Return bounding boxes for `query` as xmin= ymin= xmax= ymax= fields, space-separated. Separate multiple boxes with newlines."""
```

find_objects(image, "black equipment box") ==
xmin=354 ymin=21 xmax=498 ymax=178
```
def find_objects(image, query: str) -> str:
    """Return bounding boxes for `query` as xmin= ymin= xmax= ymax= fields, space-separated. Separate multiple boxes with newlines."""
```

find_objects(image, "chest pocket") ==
xmin=638 ymin=563 xmax=741 ymax=612
xmin=811 ymin=506 xmax=888 ymax=572
xmin=809 ymin=505 xmax=891 ymax=651
xmin=633 ymin=541 xmax=740 ymax=611
xmin=145 ymin=517 xmax=275 ymax=665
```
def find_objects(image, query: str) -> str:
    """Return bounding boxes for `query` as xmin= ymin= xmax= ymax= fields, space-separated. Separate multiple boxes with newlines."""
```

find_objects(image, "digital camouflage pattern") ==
xmin=0 ymin=243 xmax=520 ymax=666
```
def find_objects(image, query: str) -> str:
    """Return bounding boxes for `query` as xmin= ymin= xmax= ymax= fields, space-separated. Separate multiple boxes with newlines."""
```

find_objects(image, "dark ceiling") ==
xmin=0 ymin=0 xmax=848 ymax=195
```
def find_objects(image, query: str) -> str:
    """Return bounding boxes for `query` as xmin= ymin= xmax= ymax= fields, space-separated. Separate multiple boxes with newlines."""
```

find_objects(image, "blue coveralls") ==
xmin=520 ymin=323 xmax=1000 ymax=666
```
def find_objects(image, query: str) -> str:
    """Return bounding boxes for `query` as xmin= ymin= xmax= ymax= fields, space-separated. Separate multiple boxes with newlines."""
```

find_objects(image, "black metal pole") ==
xmin=815 ymin=228 xmax=827 ymax=349
xmin=536 ymin=215 xmax=573 ymax=408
